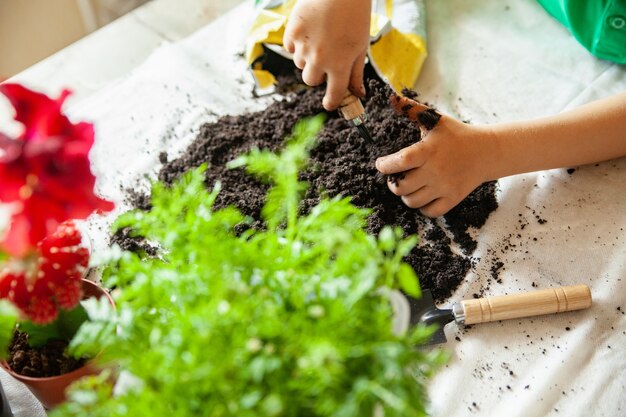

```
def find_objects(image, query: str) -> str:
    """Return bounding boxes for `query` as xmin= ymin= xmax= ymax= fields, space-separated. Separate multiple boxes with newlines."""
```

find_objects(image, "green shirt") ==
xmin=537 ymin=0 xmax=626 ymax=64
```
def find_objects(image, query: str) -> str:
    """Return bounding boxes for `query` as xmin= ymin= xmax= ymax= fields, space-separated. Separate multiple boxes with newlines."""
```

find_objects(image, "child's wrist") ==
xmin=474 ymin=124 xmax=505 ymax=183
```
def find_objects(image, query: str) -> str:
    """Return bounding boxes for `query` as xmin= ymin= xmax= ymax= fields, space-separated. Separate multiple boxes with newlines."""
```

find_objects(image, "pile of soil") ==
xmin=149 ymin=76 xmax=498 ymax=301
xmin=7 ymin=331 xmax=84 ymax=378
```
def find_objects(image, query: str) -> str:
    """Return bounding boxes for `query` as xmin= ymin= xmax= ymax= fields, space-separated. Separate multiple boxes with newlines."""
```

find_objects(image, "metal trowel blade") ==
xmin=405 ymin=289 xmax=455 ymax=345
xmin=355 ymin=124 xmax=374 ymax=144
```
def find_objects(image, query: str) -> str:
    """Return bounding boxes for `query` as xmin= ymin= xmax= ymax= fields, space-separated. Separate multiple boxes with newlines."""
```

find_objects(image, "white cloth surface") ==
xmin=417 ymin=2 xmax=626 ymax=416
xmin=0 ymin=369 xmax=46 ymax=416
xmin=2 ymin=0 xmax=625 ymax=415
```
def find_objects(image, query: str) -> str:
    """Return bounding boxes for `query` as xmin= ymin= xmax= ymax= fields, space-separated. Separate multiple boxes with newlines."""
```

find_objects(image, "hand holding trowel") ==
xmin=402 ymin=285 xmax=592 ymax=344
xmin=338 ymin=93 xmax=374 ymax=144
xmin=249 ymin=0 xmax=426 ymax=145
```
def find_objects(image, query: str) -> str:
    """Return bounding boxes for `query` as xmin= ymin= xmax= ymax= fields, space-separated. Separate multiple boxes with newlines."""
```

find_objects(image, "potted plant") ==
xmin=52 ymin=116 xmax=446 ymax=417
xmin=0 ymin=84 xmax=115 ymax=409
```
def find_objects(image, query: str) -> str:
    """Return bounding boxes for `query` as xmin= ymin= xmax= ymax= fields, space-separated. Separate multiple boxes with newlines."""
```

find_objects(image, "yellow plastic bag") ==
xmin=246 ymin=0 xmax=428 ymax=94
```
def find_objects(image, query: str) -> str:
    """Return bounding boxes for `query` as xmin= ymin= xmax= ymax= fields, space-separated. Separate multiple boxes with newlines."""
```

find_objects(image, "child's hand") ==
xmin=283 ymin=0 xmax=371 ymax=110
xmin=377 ymin=91 xmax=626 ymax=218
xmin=375 ymin=96 xmax=496 ymax=218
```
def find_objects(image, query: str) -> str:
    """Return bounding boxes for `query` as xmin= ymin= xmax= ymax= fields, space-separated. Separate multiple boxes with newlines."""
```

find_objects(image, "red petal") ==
xmin=26 ymin=296 xmax=58 ymax=325
xmin=37 ymin=220 xmax=88 ymax=287
xmin=54 ymin=280 xmax=82 ymax=310
xmin=0 ymin=132 xmax=22 ymax=162
xmin=39 ymin=220 xmax=82 ymax=249
xmin=0 ymin=270 xmax=30 ymax=312
xmin=20 ymin=143 xmax=114 ymax=222
xmin=0 ymin=84 xmax=72 ymax=142
xmin=0 ymin=84 xmax=114 ymax=256
xmin=61 ymin=122 xmax=94 ymax=157
xmin=30 ymin=272 xmax=55 ymax=297
xmin=0 ymin=210 xmax=33 ymax=258
xmin=0 ymin=135 xmax=26 ymax=202
xmin=21 ymin=195 xmax=67 ymax=251
xmin=39 ymin=257 xmax=83 ymax=284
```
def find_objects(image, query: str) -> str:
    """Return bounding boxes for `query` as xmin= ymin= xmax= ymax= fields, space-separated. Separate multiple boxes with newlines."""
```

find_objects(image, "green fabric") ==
xmin=537 ymin=0 xmax=626 ymax=64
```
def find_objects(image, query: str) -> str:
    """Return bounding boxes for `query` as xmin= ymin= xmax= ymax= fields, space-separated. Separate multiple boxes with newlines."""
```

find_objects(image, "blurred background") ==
xmin=0 ymin=0 xmax=151 ymax=78
xmin=0 ymin=0 xmax=241 ymax=80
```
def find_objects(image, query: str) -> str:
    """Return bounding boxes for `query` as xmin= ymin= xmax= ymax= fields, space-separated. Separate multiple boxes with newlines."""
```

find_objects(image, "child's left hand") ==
xmin=375 ymin=96 xmax=496 ymax=217
xmin=283 ymin=0 xmax=371 ymax=111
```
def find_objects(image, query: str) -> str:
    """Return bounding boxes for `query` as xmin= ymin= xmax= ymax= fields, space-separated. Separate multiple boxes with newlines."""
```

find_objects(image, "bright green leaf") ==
xmin=398 ymin=263 xmax=421 ymax=298
xmin=0 ymin=301 xmax=18 ymax=358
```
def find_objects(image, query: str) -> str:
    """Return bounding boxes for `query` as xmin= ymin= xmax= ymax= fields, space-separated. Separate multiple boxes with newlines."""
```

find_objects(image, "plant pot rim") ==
xmin=0 ymin=358 xmax=99 ymax=383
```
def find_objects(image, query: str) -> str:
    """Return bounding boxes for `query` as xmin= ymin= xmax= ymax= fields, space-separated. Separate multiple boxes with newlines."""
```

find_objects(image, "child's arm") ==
xmin=375 ymin=91 xmax=626 ymax=218
xmin=283 ymin=0 xmax=371 ymax=110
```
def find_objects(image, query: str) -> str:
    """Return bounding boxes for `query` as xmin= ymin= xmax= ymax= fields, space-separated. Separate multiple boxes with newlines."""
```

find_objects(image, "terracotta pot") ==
xmin=1 ymin=279 xmax=114 ymax=410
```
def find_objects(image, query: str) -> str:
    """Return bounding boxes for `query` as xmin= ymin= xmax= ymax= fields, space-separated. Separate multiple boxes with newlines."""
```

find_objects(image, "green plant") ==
xmin=55 ymin=115 xmax=446 ymax=417
xmin=0 ymin=301 xmax=18 ymax=355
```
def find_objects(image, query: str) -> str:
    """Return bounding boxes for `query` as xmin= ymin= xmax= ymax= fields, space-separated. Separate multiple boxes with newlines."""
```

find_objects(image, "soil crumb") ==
xmin=110 ymin=226 xmax=159 ymax=257
xmin=418 ymin=108 xmax=442 ymax=130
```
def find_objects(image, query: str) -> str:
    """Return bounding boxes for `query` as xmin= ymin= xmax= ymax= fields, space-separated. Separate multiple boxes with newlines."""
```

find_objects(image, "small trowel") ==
xmin=405 ymin=285 xmax=592 ymax=345
xmin=338 ymin=93 xmax=374 ymax=144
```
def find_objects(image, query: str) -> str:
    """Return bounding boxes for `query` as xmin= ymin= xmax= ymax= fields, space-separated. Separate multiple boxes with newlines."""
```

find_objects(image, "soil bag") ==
xmin=246 ymin=0 xmax=428 ymax=94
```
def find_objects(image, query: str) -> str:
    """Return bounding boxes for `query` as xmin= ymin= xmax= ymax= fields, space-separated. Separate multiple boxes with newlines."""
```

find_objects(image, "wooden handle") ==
xmin=460 ymin=285 xmax=592 ymax=325
xmin=338 ymin=93 xmax=365 ymax=120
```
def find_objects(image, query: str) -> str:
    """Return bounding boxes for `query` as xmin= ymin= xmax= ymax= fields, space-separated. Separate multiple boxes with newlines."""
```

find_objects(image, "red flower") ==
xmin=37 ymin=221 xmax=88 ymax=311
xmin=0 ymin=84 xmax=114 ymax=257
xmin=0 ymin=270 xmax=31 ymax=316
xmin=0 ymin=221 xmax=87 ymax=324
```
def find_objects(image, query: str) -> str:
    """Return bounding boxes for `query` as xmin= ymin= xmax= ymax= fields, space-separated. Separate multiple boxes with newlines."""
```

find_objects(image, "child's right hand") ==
xmin=283 ymin=0 xmax=371 ymax=110
xmin=375 ymin=96 xmax=496 ymax=218
xmin=377 ymin=90 xmax=626 ymax=218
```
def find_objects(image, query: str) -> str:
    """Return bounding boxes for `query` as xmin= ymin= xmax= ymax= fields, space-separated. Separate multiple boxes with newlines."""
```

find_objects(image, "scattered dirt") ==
xmin=127 ymin=188 xmax=153 ymax=212
xmin=110 ymin=226 xmax=159 ymax=258
xmin=108 ymin=188 xmax=160 ymax=256
xmin=126 ymin=60 xmax=499 ymax=301
xmin=7 ymin=331 xmax=85 ymax=378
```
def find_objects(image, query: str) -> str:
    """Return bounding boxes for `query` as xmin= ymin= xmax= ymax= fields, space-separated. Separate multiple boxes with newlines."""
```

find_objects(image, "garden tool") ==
xmin=338 ymin=93 xmax=374 ymax=144
xmin=406 ymin=285 xmax=592 ymax=345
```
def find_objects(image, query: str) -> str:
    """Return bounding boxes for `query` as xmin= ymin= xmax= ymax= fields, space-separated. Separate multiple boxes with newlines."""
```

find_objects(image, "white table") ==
xmin=1 ymin=1 xmax=625 ymax=416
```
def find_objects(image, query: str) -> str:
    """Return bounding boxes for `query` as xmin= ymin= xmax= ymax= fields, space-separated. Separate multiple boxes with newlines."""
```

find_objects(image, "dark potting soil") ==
xmin=111 ymin=226 xmax=159 ymax=258
xmin=8 ymin=331 xmax=85 ymax=378
xmin=108 ymin=188 xmax=160 ymax=257
xmin=150 ymin=77 xmax=498 ymax=301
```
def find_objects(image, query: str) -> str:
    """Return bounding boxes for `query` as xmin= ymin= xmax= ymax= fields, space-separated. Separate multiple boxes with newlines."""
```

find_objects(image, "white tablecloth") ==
xmin=3 ymin=0 xmax=625 ymax=415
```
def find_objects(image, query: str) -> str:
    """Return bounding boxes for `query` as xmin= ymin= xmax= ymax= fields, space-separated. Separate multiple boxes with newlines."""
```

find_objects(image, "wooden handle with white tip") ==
xmin=338 ymin=93 xmax=365 ymax=120
xmin=460 ymin=285 xmax=592 ymax=325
